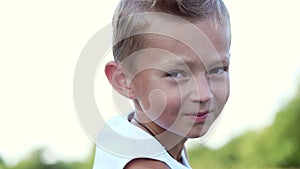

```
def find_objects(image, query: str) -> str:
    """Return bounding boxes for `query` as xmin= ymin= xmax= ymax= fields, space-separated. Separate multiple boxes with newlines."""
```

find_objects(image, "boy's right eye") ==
xmin=165 ymin=71 xmax=185 ymax=79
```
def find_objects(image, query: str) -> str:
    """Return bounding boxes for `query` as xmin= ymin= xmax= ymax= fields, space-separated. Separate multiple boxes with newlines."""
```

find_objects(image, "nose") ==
xmin=189 ymin=74 xmax=213 ymax=103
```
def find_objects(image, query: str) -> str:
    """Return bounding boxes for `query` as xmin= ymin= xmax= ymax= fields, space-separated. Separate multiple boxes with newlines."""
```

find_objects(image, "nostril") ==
xmin=190 ymin=89 xmax=213 ymax=103
xmin=199 ymin=91 xmax=213 ymax=103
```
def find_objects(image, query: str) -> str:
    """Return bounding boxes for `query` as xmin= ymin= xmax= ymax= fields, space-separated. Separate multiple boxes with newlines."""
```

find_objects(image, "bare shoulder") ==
xmin=124 ymin=158 xmax=170 ymax=169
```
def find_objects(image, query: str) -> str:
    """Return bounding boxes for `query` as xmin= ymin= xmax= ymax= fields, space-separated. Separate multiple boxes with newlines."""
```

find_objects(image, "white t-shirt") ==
xmin=92 ymin=115 xmax=192 ymax=169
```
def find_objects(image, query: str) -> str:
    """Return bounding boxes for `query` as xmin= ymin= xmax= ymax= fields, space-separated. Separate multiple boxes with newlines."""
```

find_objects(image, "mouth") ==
xmin=185 ymin=110 xmax=210 ymax=123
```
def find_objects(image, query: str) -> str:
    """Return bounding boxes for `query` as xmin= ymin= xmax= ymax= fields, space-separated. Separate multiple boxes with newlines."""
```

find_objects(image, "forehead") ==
xmin=123 ymin=21 xmax=230 ymax=71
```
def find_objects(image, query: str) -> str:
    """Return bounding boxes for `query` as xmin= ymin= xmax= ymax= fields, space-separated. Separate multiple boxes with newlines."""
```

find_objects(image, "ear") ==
xmin=105 ymin=61 xmax=136 ymax=99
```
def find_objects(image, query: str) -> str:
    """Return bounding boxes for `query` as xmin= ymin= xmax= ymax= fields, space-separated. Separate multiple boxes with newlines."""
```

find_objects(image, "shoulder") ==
xmin=124 ymin=158 xmax=170 ymax=169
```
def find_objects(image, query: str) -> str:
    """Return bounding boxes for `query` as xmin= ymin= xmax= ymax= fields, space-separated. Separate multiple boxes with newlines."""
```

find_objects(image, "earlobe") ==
xmin=104 ymin=61 xmax=136 ymax=99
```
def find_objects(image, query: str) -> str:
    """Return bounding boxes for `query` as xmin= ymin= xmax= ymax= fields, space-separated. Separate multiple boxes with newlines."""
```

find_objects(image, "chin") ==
xmin=183 ymin=127 xmax=209 ymax=138
xmin=187 ymin=132 xmax=207 ymax=139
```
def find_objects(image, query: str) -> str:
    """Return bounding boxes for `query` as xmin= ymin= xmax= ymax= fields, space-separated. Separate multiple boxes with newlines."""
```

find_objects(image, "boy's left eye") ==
xmin=208 ymin=67 xmax=228 ymax=75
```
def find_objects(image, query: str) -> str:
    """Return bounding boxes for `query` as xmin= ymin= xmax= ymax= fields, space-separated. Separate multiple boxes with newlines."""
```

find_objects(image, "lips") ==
xmin=185 ymin=110 xmax=210 ymax=123
xmin=197 ymin=110 xmax=209 ymax=116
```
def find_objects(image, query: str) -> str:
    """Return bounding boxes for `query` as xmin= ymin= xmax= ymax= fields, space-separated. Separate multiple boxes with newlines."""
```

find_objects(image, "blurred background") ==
xmin=0 ymin=0 xmax=299 ymax=169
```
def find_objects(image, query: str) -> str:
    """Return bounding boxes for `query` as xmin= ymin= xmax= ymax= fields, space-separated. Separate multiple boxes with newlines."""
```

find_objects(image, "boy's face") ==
xmin=126 ymin=21 xmax=230 ymax=138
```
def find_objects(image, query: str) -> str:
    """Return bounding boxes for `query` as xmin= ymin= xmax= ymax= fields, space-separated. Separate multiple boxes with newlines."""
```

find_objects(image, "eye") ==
xmin=208 ymin=66 xmax=228 ymax=75
xmin=165 ymin=71 xmax=185 ymax=78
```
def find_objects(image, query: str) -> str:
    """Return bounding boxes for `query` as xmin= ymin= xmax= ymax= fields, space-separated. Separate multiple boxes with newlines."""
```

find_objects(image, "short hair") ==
xmin=112 ymin=0 xmax=230 ymax=61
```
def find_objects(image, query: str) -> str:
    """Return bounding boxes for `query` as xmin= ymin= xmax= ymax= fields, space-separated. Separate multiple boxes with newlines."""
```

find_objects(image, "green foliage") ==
xmin=0 ymin=148 xmax=95 ymax=169
xmin=188 ymin=83 xmax=300 ymax=169
xmin=0 ymin=156 xmax=7 ymax=169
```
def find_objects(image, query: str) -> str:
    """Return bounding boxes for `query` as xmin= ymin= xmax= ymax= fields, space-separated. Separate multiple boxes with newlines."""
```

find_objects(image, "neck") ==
xmin=132 ymin=113 xmax=187 ymax=162
xmin=156 ymin=131 xmax=187 ymax=161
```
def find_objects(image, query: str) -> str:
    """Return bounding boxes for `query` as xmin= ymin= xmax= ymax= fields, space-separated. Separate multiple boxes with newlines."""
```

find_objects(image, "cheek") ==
xmin=142 ymin=89 xmax=168 ymax=119
xmin=153 ymin=88 xmax=183 ymax=127
xmin=140 ymin=85 xmax=182 ymax=126
xmin=211 ymin=76 xmax=230 ymax=107
xmin=162 ymin=92 xmax=182 ymax=114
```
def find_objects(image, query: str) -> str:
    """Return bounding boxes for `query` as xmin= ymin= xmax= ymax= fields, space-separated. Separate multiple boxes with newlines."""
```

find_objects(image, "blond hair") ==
xmin=112 ymin=0 xmax=230 ymax=61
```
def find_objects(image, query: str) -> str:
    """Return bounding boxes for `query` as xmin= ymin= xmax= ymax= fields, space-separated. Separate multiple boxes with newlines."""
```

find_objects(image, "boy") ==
xmin=93 ymin=0 xmax=231 ymax=168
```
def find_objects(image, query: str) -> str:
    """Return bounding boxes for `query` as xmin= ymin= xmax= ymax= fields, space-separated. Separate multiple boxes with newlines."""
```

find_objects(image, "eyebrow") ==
xmin=167 ymin=55 xmax=230 ymax=66
xmin=220 ymin=56 xmax=230 ymax=65
xmin=208 ymin=57 xmax=230 ymax=70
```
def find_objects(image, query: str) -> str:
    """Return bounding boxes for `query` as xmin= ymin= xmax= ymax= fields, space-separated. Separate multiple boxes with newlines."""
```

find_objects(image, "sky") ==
xmin=1 ymin=0 xmax=300 ymax=166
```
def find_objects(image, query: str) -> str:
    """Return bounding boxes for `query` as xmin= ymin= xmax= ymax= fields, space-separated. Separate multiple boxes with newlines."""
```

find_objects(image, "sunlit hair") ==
xmin=112 ymin=0 xmax=230 ymax=61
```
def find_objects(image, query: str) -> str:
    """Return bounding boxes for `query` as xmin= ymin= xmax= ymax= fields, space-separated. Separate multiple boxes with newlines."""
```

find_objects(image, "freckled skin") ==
xmin=129 ymin=22 xmax=231 ymax=138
